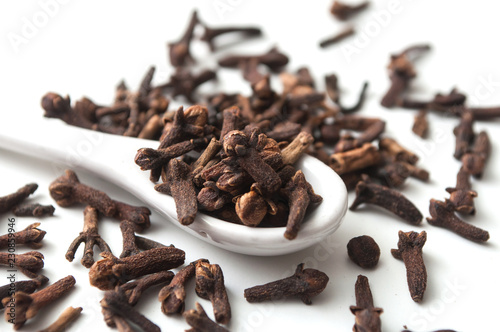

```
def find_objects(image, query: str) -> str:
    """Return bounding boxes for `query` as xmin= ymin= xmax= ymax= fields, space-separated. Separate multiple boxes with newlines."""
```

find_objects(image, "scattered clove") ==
xmin=2 ymin=275 xmax=76 ymax=330
xmin=0 ymin=251 xmax=44 ymax=278
xmin=427 ymin=199 xmax=489 ymax=243
xmin=168 ymin=10 xmax=198 ymax=67
xmin=350 ymin=275 xmax=383 ymax=332
xmin=0 ymin=223 xmax=46 ymax=250
xmin=89 ymin=247 xmax=185 ymax=290
xmin=412 ymin=110 xmax=429 ymax=138
xmin=330 ymin=0 xmax=370 ymax=20
xmin=195 ymin=260 xmax=231 ymax=324
xmin=66 ymin=206 xmax=112 ymax=268
xmin=445 ymin=167 xmax=477 ymax=215
xmin=0 ymin=183 xmax=38 ymax=214
xmin=49 ymin=170 xmax=151 ymax=231
xmin=391 ymin=231 xmax=427 ymax=302
xmin=12 ymin=203 xmax=55 ymax=217
xmin=319 ymin=26 xmax=355 ymax=48
xmin=461 ymin=130 xmax=490 ymax=178
xmin=101 ymin=287 xmax=160 ymax=332
xmin=347 ymin=235 xmax=380 ymax=268
xmin=120 ymin=271 xmax=174 ymax=306
xmin=244 ymin=263 xmax=329 ymax=304
xmin=38 ymin=306 xmax=83 ymax=332
xmin=0 ymin=275 xmax=48 ymax=310
xmin=379 ymin=137 xmax=419 ymax=165
xmin=350 ymin=177 xmax=423 ymax=225
xmin=453 ymin=110 xmax=475 ymax=160
xmin=159 ymin=260 xmax=204 ymax=315
xmin=184 ymin=302 xmax=229 ymax=332
xmin=330 ymin=143 xmax=381 ymax=175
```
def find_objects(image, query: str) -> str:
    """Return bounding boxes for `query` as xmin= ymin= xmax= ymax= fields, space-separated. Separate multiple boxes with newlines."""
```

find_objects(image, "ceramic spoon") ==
xmin=0 ymin=118 xmax=347 ymax=255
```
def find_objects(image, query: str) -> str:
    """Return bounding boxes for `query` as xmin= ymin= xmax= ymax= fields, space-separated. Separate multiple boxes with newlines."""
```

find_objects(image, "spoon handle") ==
xmin=0 ymin=117 xmax=178 ymax=220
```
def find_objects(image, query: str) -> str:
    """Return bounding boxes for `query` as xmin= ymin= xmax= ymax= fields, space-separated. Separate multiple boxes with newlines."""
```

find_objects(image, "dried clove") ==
xmin=38 ymin=306 xmax=83 ymax=332
xmin=159 ymin=260 xmax=205 ymax=315
xmin=379 ymin=137 xmax=419 ymax=164
xmin=101 ymin=287 xmax=160 ymax=332
xmin=200 ymin=23 xmax=261 ymax=51
xmin=160 ymin=68 xmax=217 ymax=102
xmin=89 ymin=247 xmax=185 ymax=290
xmin=41 ymin=92 xmax=95 ymax=129
xmin=330 ymin=0 xmax=370 ymax=20
xmin=235 ymin=186 xmax=269 ymax=227
xmin=49 ymin=170 xmax=151 ymax=230
xmin=184 ymin=302 xmax=229 ymax=332
xmin=244 ymin=263 xmax=329 ymax=304
xmin=350 ymin=177 xmax=423 ymax=225
xmin=453 ymin=110 xmax=475 ymax=160
xmin=281 ymin=170 xmax=323 ymax=240
xmin=391 ymin=231 xmax=427 ymax=302
xmin=319 ymin=26 xmax=355 ymax=48
xmin=461 ymin=130 xmax=490 ymax=178
xmin=0 ymin=183 xmax=38 ymax=213
xmin=427 ymin=199 xmax=489 ymax=243
xmin=0 ymin=251 xmax=44 ymax=278
xmin=223 ymin=130 xmax=282 ymax=194
xmin=330 ymin=143 xmax=381 ymax=175
xmin=0 ymin=275 xmax=48 ymax=310
xmin=155 ymin=158 xmax=198 ymax=225
xmin=350 ymin=275 xmax=383 ymax=332
xmin=168 ymin=10 xmax=199 ymax=67
xmin=445 ymin=167 xmax=477 ymax=215
xmin=195 ymin=260 xmax=231 ymax=324
xmin=2 ymin=275 xmax=76 ymax=330
xmin=0 ymin=223 xmax=46 ymax=250
xmin=12 ymin=203 xmax=55 ymax=217
xmin=333 ymin=118 xmax=385 ymax=153
xmin=120 ymin=271 xmax=174 ymax=306
xmin=66 ymin=206 xmax=112 ymax=268
xmin=218 ymin=46 xmax=289 ymax=71
xmin=347 ymin=235 xmax=380 ymax=268
xmin=381 ymin=44 xmax=430 ymax=108
xmin=412 ymin=110 xmax=429 ymax=138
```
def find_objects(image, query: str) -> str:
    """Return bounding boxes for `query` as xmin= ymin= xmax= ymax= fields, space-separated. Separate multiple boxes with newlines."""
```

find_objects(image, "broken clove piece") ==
xmin=391 ymin=231 xmax=427 ymax=302
xmin=244 ymin=263 xmax=329 ymax=304
xmin=319 ymin=26 xmax=355 ymax=48
xmin=38 ymin=306 xmax=83 ymax=332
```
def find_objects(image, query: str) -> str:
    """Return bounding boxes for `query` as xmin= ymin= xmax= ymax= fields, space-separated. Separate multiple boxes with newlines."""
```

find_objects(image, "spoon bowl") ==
xmin=0 ymin=118 xmax=347 ymax=255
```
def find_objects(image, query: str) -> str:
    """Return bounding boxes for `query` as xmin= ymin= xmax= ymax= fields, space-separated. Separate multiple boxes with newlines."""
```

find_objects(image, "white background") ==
xmin=1 ymin=0 xmax=499 ymax=331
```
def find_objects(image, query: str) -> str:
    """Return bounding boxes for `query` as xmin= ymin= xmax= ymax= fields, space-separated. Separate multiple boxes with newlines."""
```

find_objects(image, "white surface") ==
xmin=0 ymin=117 xmax=347 ymax=256
xmin=0 ymin=1 xmax=499 ymax=331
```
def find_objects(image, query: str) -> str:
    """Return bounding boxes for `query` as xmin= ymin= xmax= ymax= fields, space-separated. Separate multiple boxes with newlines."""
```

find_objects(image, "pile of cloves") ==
xmin=26 ymin=3 xmax=499 ymax=330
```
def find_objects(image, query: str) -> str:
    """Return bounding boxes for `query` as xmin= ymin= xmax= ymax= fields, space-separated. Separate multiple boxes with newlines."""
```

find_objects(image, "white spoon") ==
xmin=0 ymin=117 xmax=347 ymax=256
